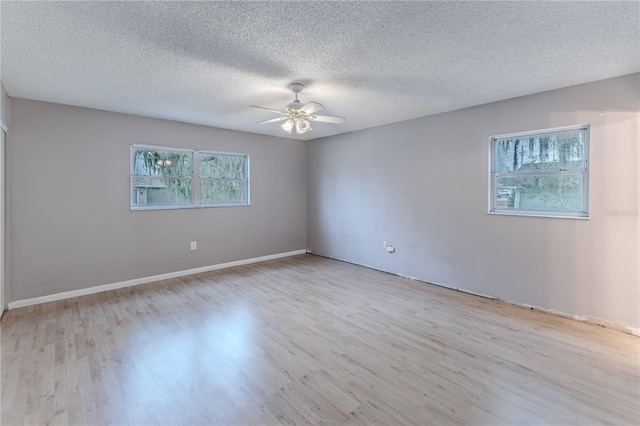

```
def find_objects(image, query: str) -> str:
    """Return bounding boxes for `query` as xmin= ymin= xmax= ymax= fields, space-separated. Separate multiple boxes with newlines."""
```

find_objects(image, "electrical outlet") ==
xmin=190 ymin=241 xmax=197 ymax=251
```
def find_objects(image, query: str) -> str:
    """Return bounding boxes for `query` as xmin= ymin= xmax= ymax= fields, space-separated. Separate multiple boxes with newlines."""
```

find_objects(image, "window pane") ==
xmin=199 ymin=153 xmax=246 ymax=179
xmin=132 ymin=148 xmax=192 ymax=177
xmin=496 ymin=174 xmax=584 ymax=212
xmin=495 ymin=130 xmax=585 ymax=173
xmin=132 ymin=178 xmax=193 ymax=207
xmin=200 ymin=180 xmax=247 ymax=204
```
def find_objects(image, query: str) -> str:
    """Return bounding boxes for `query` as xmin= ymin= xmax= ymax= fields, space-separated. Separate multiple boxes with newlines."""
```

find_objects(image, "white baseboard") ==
xmin=7 ymin=249 xmax=307 ymax=310
xmin=307 ymin=251 xmax=640 ymax=337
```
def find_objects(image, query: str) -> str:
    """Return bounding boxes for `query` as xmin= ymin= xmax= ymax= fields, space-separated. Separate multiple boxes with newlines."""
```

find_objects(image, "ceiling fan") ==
xmin=251 ymin=83 xmax=345 ymax=134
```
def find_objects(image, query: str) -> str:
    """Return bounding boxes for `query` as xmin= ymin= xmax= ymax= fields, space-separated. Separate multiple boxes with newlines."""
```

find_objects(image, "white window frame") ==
xmin=488 ymin=124 xmax=590 ymax=219
xmin=130 ymin=144 xmax=250 ymax=210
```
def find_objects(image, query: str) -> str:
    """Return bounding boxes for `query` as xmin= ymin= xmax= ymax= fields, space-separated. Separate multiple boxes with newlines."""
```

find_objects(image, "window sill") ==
xmin=131 ymin=203 xmax=250 ymax=211
xmin=488 ymin=211 xmax=589 ymax=220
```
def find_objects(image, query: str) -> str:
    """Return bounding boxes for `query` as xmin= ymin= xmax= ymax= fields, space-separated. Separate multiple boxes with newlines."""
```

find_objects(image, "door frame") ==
xmin=0 ymin=122 xmax=6 ymax=316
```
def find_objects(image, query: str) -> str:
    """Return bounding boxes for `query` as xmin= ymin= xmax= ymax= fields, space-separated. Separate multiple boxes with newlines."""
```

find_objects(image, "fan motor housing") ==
xmin=286 ymin=100 xmax=304 ymax=110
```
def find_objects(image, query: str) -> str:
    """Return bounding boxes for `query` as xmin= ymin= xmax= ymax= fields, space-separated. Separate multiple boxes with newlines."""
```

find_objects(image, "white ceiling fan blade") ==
xmin=250 ymin=105 xmax=286 ymax=114
xmin=257 ymin=116 xmax=289 ymax=124
xmin=308 ymin=115 xmax=346 ymax=124
xmin=300 ymin=101 xmax=324 ymax=115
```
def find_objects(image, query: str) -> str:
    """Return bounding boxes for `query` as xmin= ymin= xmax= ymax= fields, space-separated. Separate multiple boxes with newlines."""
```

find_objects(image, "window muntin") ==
xmin=490 ymin=125 xmax=589 ymax=218
xmin=131 ymin=145 xmax=249 ymax=210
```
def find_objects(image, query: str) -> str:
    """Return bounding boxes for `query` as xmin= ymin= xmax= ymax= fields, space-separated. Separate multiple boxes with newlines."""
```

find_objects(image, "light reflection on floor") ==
xmin=117 ymin=304 xmax=257 ymax=421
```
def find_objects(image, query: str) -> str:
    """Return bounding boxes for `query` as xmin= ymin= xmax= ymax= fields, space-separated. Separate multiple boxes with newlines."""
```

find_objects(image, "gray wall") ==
xmin=308 ymin=74 xmax=640 ymax=329
xmin=7 ymin=99 xmax=306 ymax=301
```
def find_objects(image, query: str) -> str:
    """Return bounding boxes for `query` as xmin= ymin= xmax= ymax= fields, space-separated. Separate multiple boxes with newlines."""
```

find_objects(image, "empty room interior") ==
xmin=1 ymin=2 xmax=639 ymax=425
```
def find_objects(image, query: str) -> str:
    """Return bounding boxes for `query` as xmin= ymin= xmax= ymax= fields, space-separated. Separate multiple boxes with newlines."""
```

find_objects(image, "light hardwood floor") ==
xmin=1 ymin=254 xmax=639 ymax=425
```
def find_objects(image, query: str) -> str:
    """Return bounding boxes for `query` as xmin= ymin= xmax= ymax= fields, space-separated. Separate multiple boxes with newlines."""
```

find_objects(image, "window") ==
xmin=489 ymin=125 xmax=589 ymax=218
xmin=131 ymin=146 xmax=194 ymax=208
xmin=131 ymin=145 xmax=249 ymax=210
xmin=199 ymin=152 xmax=249 ymax=206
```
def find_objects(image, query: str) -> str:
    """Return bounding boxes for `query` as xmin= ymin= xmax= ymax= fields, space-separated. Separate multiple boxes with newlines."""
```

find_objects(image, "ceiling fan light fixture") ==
xmin=281 ymin=118 xmax=294 ymax=134
xmin=295 ymin=118 xmax=312 ymax=134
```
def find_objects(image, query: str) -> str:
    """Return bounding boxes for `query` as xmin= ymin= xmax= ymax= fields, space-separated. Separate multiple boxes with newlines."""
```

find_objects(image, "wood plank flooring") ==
xmin=2 ymin=254 xmax=639 ymax=425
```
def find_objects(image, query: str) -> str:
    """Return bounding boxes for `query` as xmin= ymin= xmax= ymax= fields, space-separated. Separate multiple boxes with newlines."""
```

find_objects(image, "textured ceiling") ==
xmin=1 ymin=1 xmax=639 ymax=140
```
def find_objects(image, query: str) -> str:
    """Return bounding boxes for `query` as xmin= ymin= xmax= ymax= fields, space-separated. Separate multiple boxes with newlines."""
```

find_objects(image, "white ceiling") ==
xmin=1 ymin=1 xmax=638 ymax=141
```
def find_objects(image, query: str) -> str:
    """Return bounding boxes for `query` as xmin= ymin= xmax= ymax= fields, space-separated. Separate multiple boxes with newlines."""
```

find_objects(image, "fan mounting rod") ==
xmin=289 ymin=83 xmax=304 ymax=103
